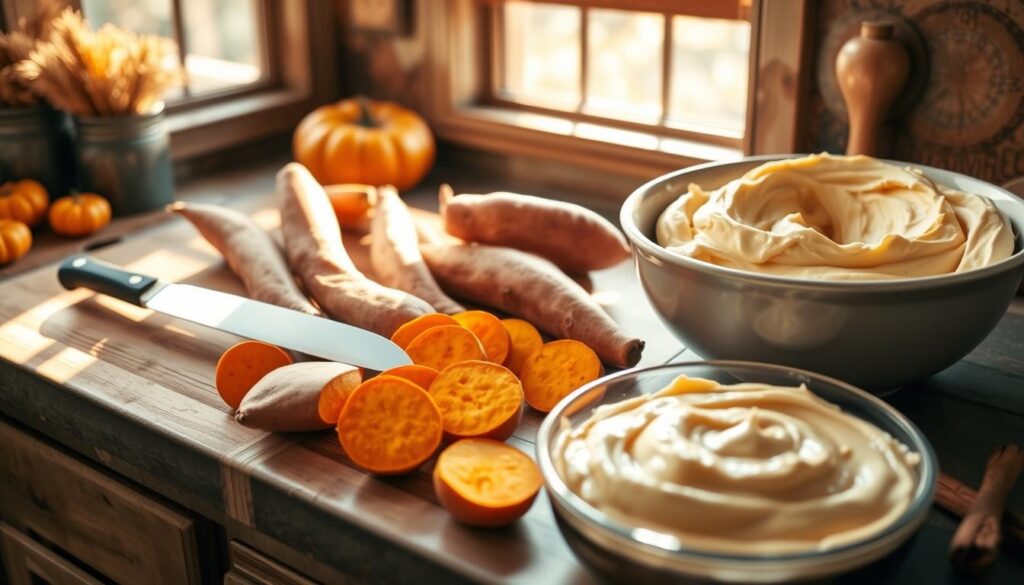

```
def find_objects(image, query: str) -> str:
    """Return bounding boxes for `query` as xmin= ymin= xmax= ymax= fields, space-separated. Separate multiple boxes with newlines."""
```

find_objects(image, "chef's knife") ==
xmin=57 ymin=254 xmax=412 ymax=371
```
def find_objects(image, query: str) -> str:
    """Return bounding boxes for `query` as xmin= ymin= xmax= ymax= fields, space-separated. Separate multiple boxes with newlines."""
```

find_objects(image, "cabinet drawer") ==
xmin=0 ymin=420 xmax=202 ymax=584
xmin=226 ymin=541 xmax=318 ymax=585
xmin=1 ymin=523 xmax=103 ymax=585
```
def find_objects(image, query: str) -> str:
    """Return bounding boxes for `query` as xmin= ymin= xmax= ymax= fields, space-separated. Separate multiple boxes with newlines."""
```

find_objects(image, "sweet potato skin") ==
xmin=236 ymin=361 xmax=361 ymax=432
xmin=421 ymin=244 xmax=644 ymax=368
xmin=370 ymin=186 xmax=464 ymax=314
xmin=278 ymin=163 xmax=433 ymax=337
xmin=439 ymin=186 xmax=631 ymax=273
xmin=172 ymin=202 xmax=320 ymax=315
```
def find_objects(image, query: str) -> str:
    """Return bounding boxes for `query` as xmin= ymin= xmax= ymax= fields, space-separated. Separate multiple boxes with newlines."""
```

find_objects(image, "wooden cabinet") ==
xmin=224 ymin=541 xmax=319 ymax=585
xmin=0 ymin=524 xmax=103 ymax=585
xmin=0 ymin=420 xmax=206 ymax=585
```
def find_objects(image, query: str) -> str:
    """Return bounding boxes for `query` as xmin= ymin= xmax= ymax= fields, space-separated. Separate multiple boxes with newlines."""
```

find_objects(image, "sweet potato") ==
xmin=453 ymin=310 xmax=510 ymax=364
xmin=433 ymin=438 xmax=542 ymax=527
xmin=380 ymin=364 xmax=439 ymax=390
xmin=337 ymin=375 xmax=443 ymax=475
xmin=428 ymin=361 xmax=523 ymax=441
xmin=391 ymin=313 xmax=459 ymax=349
xmin=405 ymin=325 xmax=487 ymax=370
xmin=235 ymin=362 xmax=362 ymax=431
xmin=371 ymin=186 xmax=464 ymax=314
xmin=324 ymin=183 xmax=376 ymax=231
xmin=171 ymin=202 xmax=320 ymax=315
xmin=420 ymin=243 xmax=644 ymax=367
xmin=278 ymin=163 xmax=433 ymax=337
xmin=317 ymin=365 xmax=367 ymax=425
xmin=520 ymin=340 xmax=602 ymax=412
xmin=439 ymin=185 xmax=631 ymax=272
xmin=501 ymin=318 xmax=542 ymax=376
xmin=215 ymin=340 xmax=293 ymax=409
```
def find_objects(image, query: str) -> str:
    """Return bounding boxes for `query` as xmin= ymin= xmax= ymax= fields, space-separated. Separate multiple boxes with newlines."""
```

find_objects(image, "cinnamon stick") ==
xmin=947 ymin=445 xmax=1024 ymax=572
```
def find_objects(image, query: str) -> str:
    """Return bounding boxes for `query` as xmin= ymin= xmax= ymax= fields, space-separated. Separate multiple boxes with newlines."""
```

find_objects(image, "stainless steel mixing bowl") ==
xmin=620 ymin=155 xmax=1024 ymax=392
xmin=536 ymin=362 xmax=937 ymax=583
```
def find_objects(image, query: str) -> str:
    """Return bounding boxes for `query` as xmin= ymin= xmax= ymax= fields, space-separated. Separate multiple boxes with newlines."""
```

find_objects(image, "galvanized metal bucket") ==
xmin=73 ymin=105 xmax=173 ymax=216
xmin=0 ymin=105 xmax=74 ymax=197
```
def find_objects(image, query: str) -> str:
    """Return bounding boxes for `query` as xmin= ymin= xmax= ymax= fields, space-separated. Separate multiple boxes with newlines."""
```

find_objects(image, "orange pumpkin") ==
xmin=48 ymin=192 xmax=112 ymax=237
xmin=293 ymin=97 xmax=435 ymax=190
xmin=0 ymin=179 xmax=49 ymax=227
xmin=0 ymin=219 xmax=32 ymax=264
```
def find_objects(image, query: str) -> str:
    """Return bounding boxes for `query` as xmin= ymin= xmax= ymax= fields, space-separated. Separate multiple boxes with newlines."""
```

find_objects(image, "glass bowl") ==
xmin=536 ymin=361 xmax=937 ymax=583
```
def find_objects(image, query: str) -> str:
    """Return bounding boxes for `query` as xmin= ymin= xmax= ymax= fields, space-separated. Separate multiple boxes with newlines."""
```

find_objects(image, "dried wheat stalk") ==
xmin=18 ymin=8 xmax=182 ymax=117
xmin=0 ymin=0 xmax=62 ymax=107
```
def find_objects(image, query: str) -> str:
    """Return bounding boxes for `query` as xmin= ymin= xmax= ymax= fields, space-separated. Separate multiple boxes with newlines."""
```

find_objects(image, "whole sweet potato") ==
xmin=421 ymin=243 xmax=644 ymax=368
xmin=278 ymin=163 xmax=433 ymax=337
xmin=439 ymin=185 xmax=631 ymax=273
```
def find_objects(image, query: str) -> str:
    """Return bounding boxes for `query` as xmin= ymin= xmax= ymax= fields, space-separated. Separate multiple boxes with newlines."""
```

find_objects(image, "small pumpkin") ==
xmin=0 ymin=219 xmax=32 ymax=265
xmin=48 ymin=192 xmax=112 ymax=237
xmin=293 ymin=97 xmax=435 ymax=191
xmin=0 ymin=179 xmax=49 ymax=227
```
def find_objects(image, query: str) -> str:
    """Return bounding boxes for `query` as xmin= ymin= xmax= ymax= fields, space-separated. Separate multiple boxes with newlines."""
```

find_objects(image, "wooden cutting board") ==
xmin=0 ymin=189 xmax=684 ymax=584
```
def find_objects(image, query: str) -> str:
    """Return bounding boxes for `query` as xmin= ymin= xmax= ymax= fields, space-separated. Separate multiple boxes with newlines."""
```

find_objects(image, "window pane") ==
xmin=585 ymin=9 xmax=663 ymax=122
xmin=182 ymin=0 xmax=265 ymax=95
xmin=669 ymin=16 xmax=750 ymax=134
xmin=501 ymin=1 xmax=580 ymax=110
xmin=81 ymin=0 xmax=266 ymax=101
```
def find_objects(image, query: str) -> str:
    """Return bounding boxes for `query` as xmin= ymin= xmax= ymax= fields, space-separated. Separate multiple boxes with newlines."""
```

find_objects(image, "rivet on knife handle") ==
xmin=57 ymin=254 xmax=160 ymax=307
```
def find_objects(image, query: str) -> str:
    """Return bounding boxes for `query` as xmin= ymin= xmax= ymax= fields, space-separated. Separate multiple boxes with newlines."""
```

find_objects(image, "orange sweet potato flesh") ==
xmin=520 ymin=339 xmax=602 ymax=412
xmin=405 ymin=325 xmax=487 ymax=371
xmin=501 ymin=318 xmax=543 ymax=376
xmin=433 ymin=438 xmax=542 ymax=527
xmin=371 ymin=186 xmax=464 ymax=314
xmin=215 ymin=340 xmax=293 ymax=409
xmin=390 ymin=313 xmax=459 ymax=350
xmin=337 ymin=375 xmax=443 ymax=475
xmin=278 ymin=163 xmax=433 ymax=337
xmin=324 ymin=183 xmax=375 ymax=231
xmin=235 ymin=361 xmax=362 ymax=431
xmin=380 ymin=364 xmax=439 ymax=390
xmin=453 ymin=310 xmax=510 ymax=364
xmin=439 ymin=185 xmax=631 ymax=273
xmin=171 ymin=202 xmax=320 ymax=315
xmin=421 ymin=243 xmax=644 ymax=368
xmin=428 ymin=361 xmax=523 ymax=441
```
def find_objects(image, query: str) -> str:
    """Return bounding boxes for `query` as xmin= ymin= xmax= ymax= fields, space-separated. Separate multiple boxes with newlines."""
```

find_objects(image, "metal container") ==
xmin=620 ymin=156 xmax=1024 ymax=393
xmin=0 ymin=105 xmax=74 ymax=196
xmin=536 ymin=362 xmax=937 ymax=583
xmin=73 ymin=106 xmax=173 ymax=216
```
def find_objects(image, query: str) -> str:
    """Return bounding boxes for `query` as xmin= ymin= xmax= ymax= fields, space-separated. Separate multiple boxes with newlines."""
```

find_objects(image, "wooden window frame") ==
xmin=426 ymin=0 xmax=813 ymax=180
xmin=1 ymin=0 xmax=338 ymax=162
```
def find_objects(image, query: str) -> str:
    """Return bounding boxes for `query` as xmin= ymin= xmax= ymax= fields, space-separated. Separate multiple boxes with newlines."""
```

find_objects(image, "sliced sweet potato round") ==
xmin=390 ymin=313 xmax=459 ymax=350
xmin=501 ymin=318 xmax=543 ymax=376
xmin=428 ymin=361 xmax=523 ymax=441
xmin=520 ymin=339 xmax=602 ymax=412
xmin=405 ymin=325 xmax=486 ymax=371
xmin=337 ymin=375 xmax=442 ymax=475
xmin=453 ymin=310 xmax=510 ymax=363
xmin=381 ymin=364 xmax=439 ymax=390
xmin=215 ymin=340 xmax=293 ymax=409
xmin=433 ymin=438 xmax=542 ymax=527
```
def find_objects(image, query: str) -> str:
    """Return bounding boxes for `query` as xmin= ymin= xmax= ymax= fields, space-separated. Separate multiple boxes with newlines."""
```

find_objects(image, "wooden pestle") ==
xmin=836 ymin=21 xmax=910 ymax=156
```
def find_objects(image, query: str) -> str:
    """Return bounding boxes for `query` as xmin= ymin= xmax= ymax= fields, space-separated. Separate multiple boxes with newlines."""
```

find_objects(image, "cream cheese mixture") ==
xmin=656 ymin=154 xmax=1014 ymax=280
xmin=554 ymin=375 xmax=921 ymax=554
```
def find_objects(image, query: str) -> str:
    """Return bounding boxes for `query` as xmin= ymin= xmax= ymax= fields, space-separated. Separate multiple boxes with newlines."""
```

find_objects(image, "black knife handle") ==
xmin=57 ymin=255 xmax=160 ymax=307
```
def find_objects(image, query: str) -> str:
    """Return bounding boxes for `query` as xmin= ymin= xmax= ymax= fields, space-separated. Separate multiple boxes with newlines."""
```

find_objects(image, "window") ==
xmin=79 ymin=0 xmax=271 ymax=106
xmin=490 ymin=0 xmax=751 ymax=147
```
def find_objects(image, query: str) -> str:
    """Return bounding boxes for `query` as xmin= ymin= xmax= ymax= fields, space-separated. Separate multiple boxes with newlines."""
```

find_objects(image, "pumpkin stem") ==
xmin=355 ymin=96 xmax=378 ymax=128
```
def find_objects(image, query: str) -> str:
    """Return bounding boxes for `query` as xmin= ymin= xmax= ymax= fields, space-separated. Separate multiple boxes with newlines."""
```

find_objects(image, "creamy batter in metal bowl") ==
xmin=536 ymin=362 xmax=937 ymax=583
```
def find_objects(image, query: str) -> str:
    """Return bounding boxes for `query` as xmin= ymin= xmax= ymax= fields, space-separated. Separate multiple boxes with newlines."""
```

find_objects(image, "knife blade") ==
xmin=57 ymin=254 xmax=411 ymax=371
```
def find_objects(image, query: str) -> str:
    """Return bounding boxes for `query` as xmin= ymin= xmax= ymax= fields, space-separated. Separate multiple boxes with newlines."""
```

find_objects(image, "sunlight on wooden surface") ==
xmin=35 ymin=346 xmax=99 ymax=385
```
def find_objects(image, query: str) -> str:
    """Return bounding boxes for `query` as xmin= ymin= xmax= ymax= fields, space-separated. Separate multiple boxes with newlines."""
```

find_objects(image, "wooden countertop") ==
xmin=0 ymin=159 xmax=1021 ymax=584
